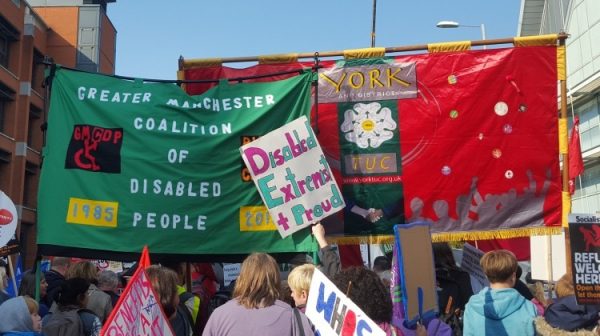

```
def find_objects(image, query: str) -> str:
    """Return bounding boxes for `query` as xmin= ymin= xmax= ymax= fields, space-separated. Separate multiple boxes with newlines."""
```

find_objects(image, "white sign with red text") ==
xmin=0 ymin=191 xmax=18 ymax=248
xmin=102 ymin=247 xmax=173 ymax=336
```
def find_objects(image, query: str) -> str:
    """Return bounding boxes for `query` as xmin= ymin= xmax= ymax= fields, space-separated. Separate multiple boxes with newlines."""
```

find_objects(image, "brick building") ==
xmin=0 ymin=0 xmax=116 ymax=267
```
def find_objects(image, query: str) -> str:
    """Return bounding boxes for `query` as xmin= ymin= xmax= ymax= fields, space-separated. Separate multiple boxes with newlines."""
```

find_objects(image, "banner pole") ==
xmin=559 ymin=36 xmax=572 ymax=277
xmin=371 ymin=0 xmax=377 ymax=47
xmin=181 ymin=34 xmax=569 ymax=67
xmin=546 ymin=235 xmax=553 ymax=285
xmin=7 ymin=255 xmax=18 ymax=297
xmin=185 ymin=262 xmax=192 ymax=293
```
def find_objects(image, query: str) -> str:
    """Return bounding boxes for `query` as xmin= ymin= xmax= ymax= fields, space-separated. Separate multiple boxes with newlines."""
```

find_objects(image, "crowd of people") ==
xmin=1 ymin=227 xmax=600 ymax=335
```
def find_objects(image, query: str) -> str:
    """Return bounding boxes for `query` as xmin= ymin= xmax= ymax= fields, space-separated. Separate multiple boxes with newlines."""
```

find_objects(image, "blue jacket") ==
xmin=463 ymin=287 xmax=537 ymax=336
xmin=544 ymin=295 xmax=600 ymax=331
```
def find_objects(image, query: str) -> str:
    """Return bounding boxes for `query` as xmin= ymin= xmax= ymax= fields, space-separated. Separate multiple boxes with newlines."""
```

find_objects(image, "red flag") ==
xmin=139 ymin=245 xmax=151 ymax=268
xmin=569 ymin=117 xmax=584 ymax=194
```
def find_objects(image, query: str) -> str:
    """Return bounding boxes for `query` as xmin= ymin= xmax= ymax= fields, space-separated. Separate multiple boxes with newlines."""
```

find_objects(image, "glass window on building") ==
xmin=0 ymin=149 xmax=10 ymax=192
xmin=0 ymin=83 xmax=15 ymax=133
xmin=576 ymin=95 xmax=600 ymax=152
xmin=0 ymin=100 xmax=5 ymax=133
xmin=31 ymin=50 xmax=45 ymax=93
xmin=0 ymin=15 xmax=19 ymax=69
xmin=0 ymin=34 xmax=9 ymax=68
xmin=28 ymin=105 xmax=42 ymax=150
xmin=572 ymin=162 xmax=600 ymax=213
xmin=23 ymin=162 xmax=38 ymax=208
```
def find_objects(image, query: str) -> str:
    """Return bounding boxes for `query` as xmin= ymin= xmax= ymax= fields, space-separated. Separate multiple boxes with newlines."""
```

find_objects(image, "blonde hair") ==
xmin=555 ymin=273 xmax=574 ymax=298
xmin=480 ymin=249 xmax=517 ymax=283
xmin=233 ymin=253 xmax=281 ymax=309
xmin=23 ymin=296 xmax=39 ymax=314
xmin=66 ymin=261 xmax=98 ymax=283
xmin=145 ymin=265 xmax=179 ymax=318
xmin=287 ymin=264 xmax=315 ymax=294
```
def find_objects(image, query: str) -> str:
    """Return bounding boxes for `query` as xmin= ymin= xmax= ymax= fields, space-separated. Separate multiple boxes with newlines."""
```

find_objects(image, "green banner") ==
xmin=37 ymin=67 xmax=317 ymax=255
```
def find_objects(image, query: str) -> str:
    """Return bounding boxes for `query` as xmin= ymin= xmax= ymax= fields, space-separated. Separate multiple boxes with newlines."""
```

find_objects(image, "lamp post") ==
xmin=371 ymin=0 xmax=377 ymax=47
xmin=436 ymin=21 xmax=487 ymax=49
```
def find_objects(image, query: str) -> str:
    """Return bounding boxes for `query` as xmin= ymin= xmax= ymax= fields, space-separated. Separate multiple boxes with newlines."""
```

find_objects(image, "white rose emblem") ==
xmin=340 ymin=102 xmax=397 ymax=149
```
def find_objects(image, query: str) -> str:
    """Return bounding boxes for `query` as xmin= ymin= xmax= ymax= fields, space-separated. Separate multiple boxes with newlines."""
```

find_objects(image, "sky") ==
xmin=108 ymin=0 xmax=522 ymax=80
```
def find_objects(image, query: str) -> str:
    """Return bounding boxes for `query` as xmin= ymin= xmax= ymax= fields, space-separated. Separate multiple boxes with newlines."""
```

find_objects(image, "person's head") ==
xmin=51 ymin=257 xmax=71 ymax=276
xmin=160 ymin=260 xmax=185 ymax=285
xmin=18 ymin=270 xmax=48 ymax=298
xmin=66 ymin=261 xmax=99 ymax=284
xmin=0 ymin=296 xmax=39 ymax=333
xmin=556 ymin=273 xmax=574 ymax=298
xmin=233 ymin=253 xmax=281 ymax=309
xmin=332 ymin=267 xmax=392 ymax=324
xmin=24 ymin=296 xmax=41 ymax=332
xmin=280 ymin=281 xmax=295 ymax=307
xmin=287 ymin=264 xmax=315 ymax=307
xmin=57 ymin=277 xmax=91 ymax=308
xmin=432 ymin=242 xmax=458 ymax=270
xmin=145 ymin=265 xmax=179 ymax=319
xmin=288 ymin=253 xmax=313 ymax=270
xmin=373 ymin=256 xmax=391 ymax=273
xmin=98 ymin=270 xmax=119 ymax=292
xmin=480 ymin=249 xmax=518 ymax=285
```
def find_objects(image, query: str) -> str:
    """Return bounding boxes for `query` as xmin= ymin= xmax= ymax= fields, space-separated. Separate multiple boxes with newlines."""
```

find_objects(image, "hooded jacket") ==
xmin=544 ymin=295 xmax=600 ymax=331
xmin=463 ymin=287 xmax=537 ymax=336
xmin=0 ymin=296 xmax=41 ymax=336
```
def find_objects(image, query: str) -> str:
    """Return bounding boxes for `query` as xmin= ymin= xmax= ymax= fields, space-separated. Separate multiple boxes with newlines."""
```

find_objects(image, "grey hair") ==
xmin=97 ymin=270 xmax=119 ymax=290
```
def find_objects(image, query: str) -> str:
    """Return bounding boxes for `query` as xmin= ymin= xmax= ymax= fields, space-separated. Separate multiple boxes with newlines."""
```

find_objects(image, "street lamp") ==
xmin=436 ymin=20 xmax=487 ymax=49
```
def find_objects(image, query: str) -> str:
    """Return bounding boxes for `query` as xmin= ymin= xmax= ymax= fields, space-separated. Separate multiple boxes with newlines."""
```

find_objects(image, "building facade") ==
xmin=520 ymin=0 xmax=600 ymax=214
xmin=0 ymin=0 xmax=115 ymax=267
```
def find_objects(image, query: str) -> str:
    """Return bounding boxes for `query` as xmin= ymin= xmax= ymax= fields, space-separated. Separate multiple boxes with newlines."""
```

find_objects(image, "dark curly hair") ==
xmin=332 ymin=266 xmax=392 ymax=323
xmin=57 ymin=278 xmax=90 ymax=307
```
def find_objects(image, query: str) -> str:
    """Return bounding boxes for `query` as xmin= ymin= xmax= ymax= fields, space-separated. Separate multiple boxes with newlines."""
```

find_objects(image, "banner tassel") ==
xmin=329 ymin=226 xmax=563 ymax=245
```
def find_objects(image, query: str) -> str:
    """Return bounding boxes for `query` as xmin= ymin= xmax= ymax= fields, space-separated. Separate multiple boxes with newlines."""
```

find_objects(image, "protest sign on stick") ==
xmin=305 ymin=268 xmax=385 ymax=336
xmin=0 ymin=191 xmax=18 ymax=255
xmin=568 ymin=213 xmax=600 ymax=305
xmin=393 ymin=222 xmax=438 ymax=327
xmin=460 ymin=243 xmax=489 ymax=292
xmin=101 ymin=246 xmax=173 ymax=336
xmin=241 ymin=116 xmax=345 ymax=238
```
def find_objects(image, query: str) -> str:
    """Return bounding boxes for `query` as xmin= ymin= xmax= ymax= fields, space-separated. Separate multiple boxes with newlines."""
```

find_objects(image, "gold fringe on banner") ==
xmin=431 ymin=226 xmax=562 ymax=242
xmin=258 ymin=53 xmax=299 ymax=64
xmin=427 ymin=41 xmax=471 ymax=53
xmin=559 ymin=118 xmax=568 ymax=154
xmin=513 ymin=34 xmax=558 ymax=47
xmin=562 ymin=191 xmax=571 ymax=227
xmin=557 ymin=45 xmax=566 ymax=80
xmin=182 ymin=58 xmax=223 ymax=69
xmin=329 ymin=226 xmax=562 ymax=245
xmin=343 ymin=47 xmax=386 ymax=60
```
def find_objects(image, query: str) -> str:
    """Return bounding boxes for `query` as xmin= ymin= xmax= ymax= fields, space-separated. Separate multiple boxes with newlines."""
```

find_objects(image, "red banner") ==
xmin=182 ymin=46 xmax=561 ymax=240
